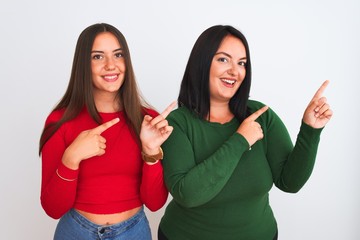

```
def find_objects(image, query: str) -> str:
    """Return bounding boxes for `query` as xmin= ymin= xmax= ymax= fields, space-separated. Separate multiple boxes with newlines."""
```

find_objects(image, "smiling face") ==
xmin=209 ymin=34 xmax=247 ymax=105
xmin=91 ymin=32 xmax=126 ymax=99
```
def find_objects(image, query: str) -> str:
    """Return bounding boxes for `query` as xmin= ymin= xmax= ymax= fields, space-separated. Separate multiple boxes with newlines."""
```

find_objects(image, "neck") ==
xmin=94 ymin=92 xmax=122 ymax=113
xmin=208 ymin=101 xmax=234 ymax=124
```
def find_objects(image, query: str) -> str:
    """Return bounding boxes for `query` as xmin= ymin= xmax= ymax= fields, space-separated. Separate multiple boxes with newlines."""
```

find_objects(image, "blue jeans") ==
xmin=54 ymin=208 xmax=151 ymax=240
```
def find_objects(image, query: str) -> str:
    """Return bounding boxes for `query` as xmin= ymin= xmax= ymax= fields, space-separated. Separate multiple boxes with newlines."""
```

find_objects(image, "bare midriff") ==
xmin=75 ymin=206 xmax=142 ymax=225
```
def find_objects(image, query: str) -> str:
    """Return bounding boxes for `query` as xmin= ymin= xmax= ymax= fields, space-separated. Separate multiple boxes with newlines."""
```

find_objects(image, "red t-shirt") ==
xmin=40 ymin=108 xmax=168 ymax=219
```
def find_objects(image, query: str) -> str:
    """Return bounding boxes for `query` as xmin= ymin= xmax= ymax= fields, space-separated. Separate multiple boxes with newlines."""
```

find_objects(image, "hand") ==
xmin=237 ymin=106 xmax=269 ymax=148
xmin=303 ymin=80 xmax=333 ymax=128
xmin=140 ymin=101 xmax=177 ymax=155
xmin=62 ymin=118 xmax=120 ymax=169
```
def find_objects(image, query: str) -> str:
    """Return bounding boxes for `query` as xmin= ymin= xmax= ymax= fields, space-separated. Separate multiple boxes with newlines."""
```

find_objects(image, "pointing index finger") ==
xmin=93 ymin=118 xmax=120 ymax=134
xmin=311 ymin=80 xmax=329 ymax=101
xmin=247 ymin=106 xmax=269 ymax=121
xmin=160 ymin=101 xmax=177 ymax=119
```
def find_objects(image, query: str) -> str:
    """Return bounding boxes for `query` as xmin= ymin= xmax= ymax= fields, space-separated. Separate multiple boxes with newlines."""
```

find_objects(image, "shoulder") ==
xmin=143 ymin=107 xmax=159 ymax=118
xmin=44 ymin=107 xmax=91 ymax=127
xmin=247 ymin=99 xmax=277 ymax=116
xmin=166 ymin=107 xmax=200 ymax=132
xmin=247 ymin=99 xmax=267 ymax=112
xmin=167 ymin=106 xmax=194 ymax=121
xmin=247 ymin=99 xmax=280 ymax=122
xmin=247 ymin=100 xmax=285 ymax=129
xmin=44 ymin=108 xmax=66 ymax=126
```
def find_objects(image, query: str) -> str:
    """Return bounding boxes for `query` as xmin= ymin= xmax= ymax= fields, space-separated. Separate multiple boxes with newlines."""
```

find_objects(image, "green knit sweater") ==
xmin=159 ymin=100 xmax=323 ymax=240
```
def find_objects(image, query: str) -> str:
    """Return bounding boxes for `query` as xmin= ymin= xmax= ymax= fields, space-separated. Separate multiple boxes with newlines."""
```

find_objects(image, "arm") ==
xmin=40 ymin=113 xmax=120 ymax=219
xmin=140 ymin=161 xmax=168 ymax=211
xmin=139 ymin=102 xmax=176 ymax=211
xmin=265 ymin=110 xmax=323 ymax=192
xmin=40 ymin=123 xmax=79 ymax=219
xmin=162 ymin=118 xmax=249 ymax=208
xmin=162 ymin=107 xmax=269 ymax=208
xmin=267 ymin=81 xmax=332 ymax=192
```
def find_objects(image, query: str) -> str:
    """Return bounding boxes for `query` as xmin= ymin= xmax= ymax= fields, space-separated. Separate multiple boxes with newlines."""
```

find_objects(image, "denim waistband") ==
xmin=69 ymin=207 xmax=146 ymax=237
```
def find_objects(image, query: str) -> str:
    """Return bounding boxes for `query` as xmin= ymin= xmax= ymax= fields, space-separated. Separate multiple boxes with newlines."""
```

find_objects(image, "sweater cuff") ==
xmin=57 ymin=162 xmax=79 ymax=181
xmin=233 ymin=132 xmax=251 ymax=150
xmin=143 ymin=160 xmax=163 ymax=171
xmin=300 ymin=121 xmax=323 ymax=140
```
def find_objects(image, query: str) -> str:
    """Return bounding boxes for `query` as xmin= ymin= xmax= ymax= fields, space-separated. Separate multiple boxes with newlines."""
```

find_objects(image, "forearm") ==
xmin=140 ymin=162 xmax=168 ymax=211
xmin=41 ymin=134 xmax=79 ymax=219
xmin=41 ymin=162 xmax=78 ymax=219
xmin=163 ymin=133 xmax=249 ymax=208
xmin=276 ymin=122 xmax=323 ymax=192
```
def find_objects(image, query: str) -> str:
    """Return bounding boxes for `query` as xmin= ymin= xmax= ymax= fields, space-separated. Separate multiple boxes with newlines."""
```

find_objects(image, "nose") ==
xmin=227 ymin=62 xmax=238 ymax=76
xmin=105 ymin=57 xmax=115 ymax=71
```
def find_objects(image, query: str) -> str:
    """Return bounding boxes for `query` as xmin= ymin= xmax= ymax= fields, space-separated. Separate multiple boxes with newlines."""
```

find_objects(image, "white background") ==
xmin=1 ymin=0 xmax=359 ymax=239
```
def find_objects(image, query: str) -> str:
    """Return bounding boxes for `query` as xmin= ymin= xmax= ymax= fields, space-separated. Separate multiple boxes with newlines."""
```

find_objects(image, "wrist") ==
xmin=141 ymin=147 xmax=163 ymax=163
xmin=57 ymin=161 xmax=79 ymax=181
xmin=62 ymin=149 xmax=80 ymax=170
xmin=141 ymin=145 xmax=161 ymax=155
xmin=144 ymin=160 xmax=159 ymax=165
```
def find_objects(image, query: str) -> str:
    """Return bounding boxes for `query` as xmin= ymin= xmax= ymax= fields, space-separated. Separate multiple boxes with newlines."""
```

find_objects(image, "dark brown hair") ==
xmin=39 ymin=23 xmax=149 ymax=154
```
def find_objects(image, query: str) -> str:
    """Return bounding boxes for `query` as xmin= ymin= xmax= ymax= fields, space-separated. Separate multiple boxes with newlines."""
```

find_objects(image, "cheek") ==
xmin=239 ymin=68 xmax=246 ymax=81
xmin=210 ymin=63 xmax=226 ymax=75
xmin=91 ymin=63 xmax=101 ymax=75
xmin=117 ymin=60 xmax=126 ymax=72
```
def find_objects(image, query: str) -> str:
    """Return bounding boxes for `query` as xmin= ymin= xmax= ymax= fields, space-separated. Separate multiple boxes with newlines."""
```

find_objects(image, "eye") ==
xmin=92 ymin=54 xmax=103 ymax=60
xmin=115 ymin=52 xmax=124 ymax=58
xmin=238 ymin=61 xmax=247 ymax=67
xmin=217 ymin=57 xmax=228 ymax=63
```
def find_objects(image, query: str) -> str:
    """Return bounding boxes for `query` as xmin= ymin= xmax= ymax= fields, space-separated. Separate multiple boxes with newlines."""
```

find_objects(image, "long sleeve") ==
xmin=140 ymin=161 xmax=168 ymax=211
xmin=162 ymin=109 xmax=250 ymax=208
xmin=139 ymin=108 xmax=169 ymax=211
xmin=159 ymin=103 xmax=325 ymax=240
xmin=265 ymin=109 xmax=323 ymax=192
xmin=41 ymin=108 xmax=168 ymax=218
xmin=40 ymin=117 xmax=79 ymax=219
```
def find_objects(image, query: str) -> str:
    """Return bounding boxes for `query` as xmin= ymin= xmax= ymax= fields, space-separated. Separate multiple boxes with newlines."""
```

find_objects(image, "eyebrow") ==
xmin=91 ymin=48 xmax=123 ymax=54
xmin=215 ymin=51 xmax=247 ymax=60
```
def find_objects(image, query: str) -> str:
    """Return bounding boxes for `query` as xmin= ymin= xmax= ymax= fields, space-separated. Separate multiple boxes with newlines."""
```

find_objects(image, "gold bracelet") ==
xmin=56 ymin=169 xmax=77 ymax=182
xmin=141 ymin=147 xmax=163 ymax=163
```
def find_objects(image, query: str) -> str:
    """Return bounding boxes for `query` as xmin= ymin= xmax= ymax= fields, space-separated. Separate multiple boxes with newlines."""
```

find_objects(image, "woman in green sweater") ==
xmin=158 ymin=25 xmax=332 ymax=240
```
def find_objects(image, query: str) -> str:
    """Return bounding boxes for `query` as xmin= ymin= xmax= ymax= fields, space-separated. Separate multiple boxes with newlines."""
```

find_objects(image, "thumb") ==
xmin=142 ymin=115 xmax=153 ymax=126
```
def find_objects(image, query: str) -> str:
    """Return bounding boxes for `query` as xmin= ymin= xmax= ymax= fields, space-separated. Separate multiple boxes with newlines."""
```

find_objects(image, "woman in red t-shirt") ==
xmin=39 ymin=23 xmax=175 ymax=240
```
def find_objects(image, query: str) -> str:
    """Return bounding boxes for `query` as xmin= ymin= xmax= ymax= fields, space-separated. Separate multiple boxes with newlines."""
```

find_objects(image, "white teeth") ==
xmin=221 ymin=79 xmax=236 ymax=85
xmin=104 ymin=75 xmax=117 ymax=80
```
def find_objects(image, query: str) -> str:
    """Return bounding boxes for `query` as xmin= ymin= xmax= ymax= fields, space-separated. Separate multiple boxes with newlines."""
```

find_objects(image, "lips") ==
xmin=221 ymin=78 xmax=236 ymax=86
xmin=103 ymin=74 xmax=119 ymax=82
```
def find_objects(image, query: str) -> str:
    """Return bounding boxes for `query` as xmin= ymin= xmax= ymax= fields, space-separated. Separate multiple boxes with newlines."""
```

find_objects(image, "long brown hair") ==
xmin=39 ymin=23 xmax=149 ymax=154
